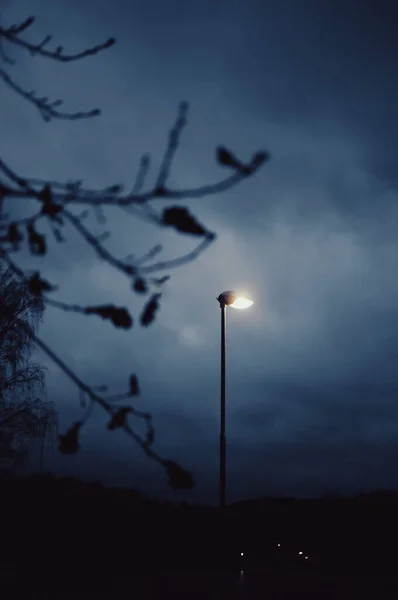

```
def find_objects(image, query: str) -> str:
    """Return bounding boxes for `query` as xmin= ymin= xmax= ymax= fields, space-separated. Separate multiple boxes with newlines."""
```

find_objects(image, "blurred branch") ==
xmin=0 ymin=148 xmax=267 ymax=207
xmin=0 ymin=16 xmax=115 ymax=62
xmin=24 ymin=322 xmax=192 ymax=488
xmin=0 ymin=14 xmax=268 ymax=490
xmin=0 ymin=66 xmax=101 ymax=121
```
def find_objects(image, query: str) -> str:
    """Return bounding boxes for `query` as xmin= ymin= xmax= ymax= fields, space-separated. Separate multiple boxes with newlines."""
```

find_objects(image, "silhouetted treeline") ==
xmin=2 ymin=471 xmax=398 ymax=593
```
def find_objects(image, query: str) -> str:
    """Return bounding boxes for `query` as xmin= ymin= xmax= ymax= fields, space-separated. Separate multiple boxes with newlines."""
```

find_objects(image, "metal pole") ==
xmin=220 ymin=304 xmax=226 ymax=509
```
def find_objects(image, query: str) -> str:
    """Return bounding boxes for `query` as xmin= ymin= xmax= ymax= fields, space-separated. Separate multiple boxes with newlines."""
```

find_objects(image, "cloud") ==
xmin=3 ymin=0 xmax=398 ymax=502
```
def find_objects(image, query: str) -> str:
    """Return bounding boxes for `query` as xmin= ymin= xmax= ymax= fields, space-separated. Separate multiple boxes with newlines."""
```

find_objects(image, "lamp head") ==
xmin=217 ymin=290 xmax=253 ymax=309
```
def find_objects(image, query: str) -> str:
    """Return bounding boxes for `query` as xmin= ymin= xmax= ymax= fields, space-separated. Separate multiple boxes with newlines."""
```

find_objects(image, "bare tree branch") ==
xmin=0 ymin=17 xmax=115 ymax=62
xmin=0 ymin=13 xmax=269 ymax=490
xmin=24 ymin=323 xmax=191 ymax=486
xmin=0 ymin=66 xmax=101 ymax=121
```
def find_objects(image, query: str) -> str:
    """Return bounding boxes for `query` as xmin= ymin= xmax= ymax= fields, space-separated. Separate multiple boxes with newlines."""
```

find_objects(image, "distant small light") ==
xmin=277 ymin=544 xmax=281 ymax=547
xmin=240 ymin=552 xmax=244 ymax=556
xmin=305 ymin=556 xmax=308 ymax=560
xmin=299 ymin=551 xmax=303 ymax=555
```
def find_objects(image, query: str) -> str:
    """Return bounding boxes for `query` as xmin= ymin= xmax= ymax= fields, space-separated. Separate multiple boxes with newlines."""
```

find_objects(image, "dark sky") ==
xmin=2 ymin=0 xmax=398 ymax=504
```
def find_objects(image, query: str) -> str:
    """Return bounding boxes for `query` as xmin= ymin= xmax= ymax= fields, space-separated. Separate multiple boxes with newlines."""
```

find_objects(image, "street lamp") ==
xmin=216 ymin=290 xmax=253 ymax=509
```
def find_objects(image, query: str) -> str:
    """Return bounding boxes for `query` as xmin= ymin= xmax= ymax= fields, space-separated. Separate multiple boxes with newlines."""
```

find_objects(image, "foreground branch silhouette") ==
xmin=0 ymin=14 xmax=269 ymax=489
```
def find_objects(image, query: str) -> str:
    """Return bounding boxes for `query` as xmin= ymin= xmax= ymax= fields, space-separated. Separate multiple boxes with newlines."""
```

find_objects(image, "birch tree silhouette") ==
xmin=0 ymin=265 xmax=57 ymax=470
xmin=0 ymin=14 xmax=269 ymax=489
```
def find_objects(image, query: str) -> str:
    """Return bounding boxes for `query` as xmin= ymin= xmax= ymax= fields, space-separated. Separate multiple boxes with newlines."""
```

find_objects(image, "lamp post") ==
xmin=216 ymin=291 xmax=253 ymax=509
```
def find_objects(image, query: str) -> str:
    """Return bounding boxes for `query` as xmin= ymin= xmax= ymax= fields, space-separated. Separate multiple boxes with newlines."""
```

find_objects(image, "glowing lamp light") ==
xmin=299 ymin=551 xmax=303 ymax=555
xmin=240 ymin=552 xmax=244 ymax=556
xmin=230 ymin=297 xmax=253 ymax=309
xmin=217 ymin=290 xmax=254 ymax=310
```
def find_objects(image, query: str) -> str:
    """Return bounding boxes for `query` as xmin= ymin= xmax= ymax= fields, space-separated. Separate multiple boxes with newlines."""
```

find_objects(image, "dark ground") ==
xmin=2 ymin=472 xmax=398 ymax=597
